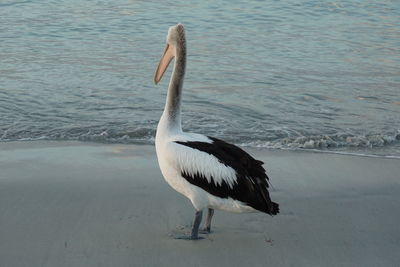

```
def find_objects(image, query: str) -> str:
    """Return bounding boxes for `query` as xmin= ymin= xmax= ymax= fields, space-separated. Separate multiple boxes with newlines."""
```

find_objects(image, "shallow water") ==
xmin=1 ymin=0 xmax=399 ymax=157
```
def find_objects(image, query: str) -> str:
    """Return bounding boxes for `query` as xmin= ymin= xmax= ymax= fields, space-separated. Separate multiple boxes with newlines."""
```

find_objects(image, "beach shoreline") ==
xmin=1 ymin=141 xmax=399 ymax=267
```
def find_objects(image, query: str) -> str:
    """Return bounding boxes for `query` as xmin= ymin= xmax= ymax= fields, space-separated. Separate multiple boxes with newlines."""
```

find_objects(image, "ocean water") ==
xmin=1 ymin=0 xmax=399 ymax=157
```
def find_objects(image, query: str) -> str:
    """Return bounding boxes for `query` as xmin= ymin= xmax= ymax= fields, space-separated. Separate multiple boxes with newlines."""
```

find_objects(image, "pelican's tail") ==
xmin=270 ymin=202 xmax=280 ymax=215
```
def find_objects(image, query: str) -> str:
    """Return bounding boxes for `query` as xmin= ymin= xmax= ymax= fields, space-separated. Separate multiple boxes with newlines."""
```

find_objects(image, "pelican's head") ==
xmin=166 ymin=23 xmax=185 ymax=48
xmin=154 ymin=24 xmax=186 ymax=84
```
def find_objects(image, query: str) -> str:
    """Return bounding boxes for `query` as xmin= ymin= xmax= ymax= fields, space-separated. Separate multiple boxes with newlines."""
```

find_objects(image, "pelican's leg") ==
xmin=190 ymin=210 xmax=203 ymax=240
xmin=201 ymin=208 xmax=214 ymax=233
xmin=174 ymin=210 xmax=204 ymax=240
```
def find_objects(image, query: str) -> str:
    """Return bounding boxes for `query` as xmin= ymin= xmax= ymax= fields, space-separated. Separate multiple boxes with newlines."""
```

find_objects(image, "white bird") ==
xmin=154 ymin=24 xmax=279 ymax=240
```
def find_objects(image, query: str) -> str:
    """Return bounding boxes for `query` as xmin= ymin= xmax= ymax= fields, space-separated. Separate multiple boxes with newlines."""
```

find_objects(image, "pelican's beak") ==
xmin=154 ymin=43 xmax=174 ymax=84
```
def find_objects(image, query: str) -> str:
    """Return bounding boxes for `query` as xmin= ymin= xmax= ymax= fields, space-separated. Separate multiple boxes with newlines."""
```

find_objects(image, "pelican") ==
xmin=154 ymin=24 xmax=279 ymax=240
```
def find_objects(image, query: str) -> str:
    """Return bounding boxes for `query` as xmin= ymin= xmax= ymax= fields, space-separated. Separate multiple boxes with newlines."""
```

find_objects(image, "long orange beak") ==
xmin=154 ymin=43 xmax=174 ymax=84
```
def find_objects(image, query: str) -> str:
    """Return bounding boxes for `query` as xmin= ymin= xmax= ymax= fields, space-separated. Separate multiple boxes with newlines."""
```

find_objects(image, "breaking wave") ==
xmin=2 ymin=126 xmax=399 ymax=158
xmin=239 ymin=132 xmax=400 ymax=150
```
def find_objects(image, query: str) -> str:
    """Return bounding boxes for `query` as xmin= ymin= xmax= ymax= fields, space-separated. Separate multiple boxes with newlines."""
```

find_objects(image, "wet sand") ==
xmin=0 ymin=141 xmax=399 ymax=267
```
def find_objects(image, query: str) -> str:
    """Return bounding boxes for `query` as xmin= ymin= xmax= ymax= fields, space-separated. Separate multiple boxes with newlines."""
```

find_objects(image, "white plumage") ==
xmin=162 ymin=136 xmax=238 ymax=189
xmin=156 ymin=129 xmax=252 ymax=213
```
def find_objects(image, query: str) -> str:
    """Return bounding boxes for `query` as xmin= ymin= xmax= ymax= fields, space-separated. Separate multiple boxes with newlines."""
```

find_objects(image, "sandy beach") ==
xmin=0 ymin=141 xmax=399 ymax=267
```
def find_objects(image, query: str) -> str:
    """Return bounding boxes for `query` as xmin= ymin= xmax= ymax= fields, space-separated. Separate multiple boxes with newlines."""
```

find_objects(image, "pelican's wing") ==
xmin=168 ymin=136 xmax=279 ymax=215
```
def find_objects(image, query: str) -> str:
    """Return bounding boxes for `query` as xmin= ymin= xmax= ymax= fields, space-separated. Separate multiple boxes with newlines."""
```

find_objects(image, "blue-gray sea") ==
xmin=1 ymin=0 xmax=399 ymax=157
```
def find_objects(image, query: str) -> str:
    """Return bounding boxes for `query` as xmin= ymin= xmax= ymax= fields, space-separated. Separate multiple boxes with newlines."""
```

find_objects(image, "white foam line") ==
xmin=296 ymin=148 xmax=400 ymax=159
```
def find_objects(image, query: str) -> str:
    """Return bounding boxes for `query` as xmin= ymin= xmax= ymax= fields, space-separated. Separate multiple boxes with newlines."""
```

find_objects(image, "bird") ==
xmin=154 ymin=24 xmax=279 ymax=240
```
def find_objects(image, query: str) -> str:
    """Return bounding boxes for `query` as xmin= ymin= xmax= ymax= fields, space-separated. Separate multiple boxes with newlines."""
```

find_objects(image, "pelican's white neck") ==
xmin=161 ymin=43 xmax=186 ymax=132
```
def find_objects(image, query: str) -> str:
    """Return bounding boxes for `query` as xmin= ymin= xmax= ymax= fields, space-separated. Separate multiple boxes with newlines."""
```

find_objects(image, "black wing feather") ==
xmin=175 ymin=136 xmax=279 ymax=215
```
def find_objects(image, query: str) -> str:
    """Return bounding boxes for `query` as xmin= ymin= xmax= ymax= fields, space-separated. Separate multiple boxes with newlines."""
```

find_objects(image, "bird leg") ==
xmin=173 ymin=210 xmax=204 ymax=240
xmin=200 ymin=208 xmax=214 ymax=233
xmin=190 ymin=210 xmax=203 ymax=239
